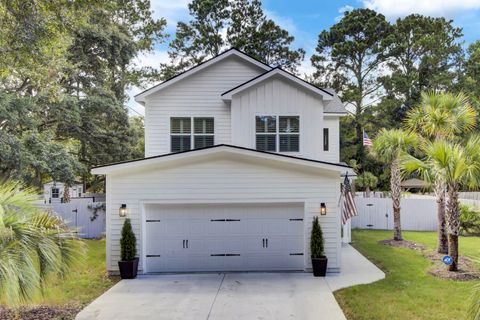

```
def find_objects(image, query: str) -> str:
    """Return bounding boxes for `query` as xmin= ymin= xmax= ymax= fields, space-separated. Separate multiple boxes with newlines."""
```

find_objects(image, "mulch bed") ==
xmin=379 ymin=239 xmax=480 ymax=281
xmin=0 ymin=305 xmax=81 ymax=320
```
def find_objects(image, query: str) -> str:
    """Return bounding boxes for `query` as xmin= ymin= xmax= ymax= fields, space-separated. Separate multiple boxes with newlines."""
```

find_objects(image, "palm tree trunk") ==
xmin=391 ymin=159 xmax=402 ymax=241
xmin=63 ymin=184 xmax=71 ymax=204
xmin=446 ymin=183 xmax=460 ymax=271
xmin=434 ymin=180 xmax=448 ymax=254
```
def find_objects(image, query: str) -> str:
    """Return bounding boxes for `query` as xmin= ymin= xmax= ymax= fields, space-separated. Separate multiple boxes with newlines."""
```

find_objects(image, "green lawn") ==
xmin=336 ymin=230 xmax=480 ymax=320
xmin=30 ymin=239 xmax=119 ymax=307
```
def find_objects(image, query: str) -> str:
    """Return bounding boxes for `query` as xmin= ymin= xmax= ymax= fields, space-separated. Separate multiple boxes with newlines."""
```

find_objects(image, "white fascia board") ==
xmin=222 ymin=69 xmax=333 ymax=102
xmin=91 ymin=145 xmax=354 ymax=176
xmin=134 ymin=50 xmax=271 ymax=103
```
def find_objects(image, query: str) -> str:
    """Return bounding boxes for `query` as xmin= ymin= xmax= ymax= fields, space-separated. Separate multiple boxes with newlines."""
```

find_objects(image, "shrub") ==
xmin=460 ymin=204 xmax=480 ymax=236
xmin=310 ymin=216 xmax=325 ymax=258
xmin=120 ymin=218 xmax=137 ymax=261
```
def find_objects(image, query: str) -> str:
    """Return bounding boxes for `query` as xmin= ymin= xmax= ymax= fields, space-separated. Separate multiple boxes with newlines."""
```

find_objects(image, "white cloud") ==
xmin=336 ymin=5 xmax=354 ymax=22
xmin=363 ymin=0 xmax=480 ymax=18
xmin=151 ymin=0 xmax=190 ymax=31
xmin=264 ymin=9 xmax=297 ymax=33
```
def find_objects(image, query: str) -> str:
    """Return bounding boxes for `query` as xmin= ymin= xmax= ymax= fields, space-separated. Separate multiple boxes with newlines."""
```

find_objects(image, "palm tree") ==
xmin=402 ymin=136 xmax=480 ymax=271
xmin=0 ymin=181 xmax=85 ymax=306
xmin=371 ymin=129 xmax=419 ymax=241
xmin=405 ymin=92 xmax=476 ymax=254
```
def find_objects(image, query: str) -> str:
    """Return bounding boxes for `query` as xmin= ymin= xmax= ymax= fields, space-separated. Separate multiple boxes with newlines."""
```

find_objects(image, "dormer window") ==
xmin=256 ymin=116 xmax=299 ymax=152
xmin=171 ymin=117 xmax=214 ymax=152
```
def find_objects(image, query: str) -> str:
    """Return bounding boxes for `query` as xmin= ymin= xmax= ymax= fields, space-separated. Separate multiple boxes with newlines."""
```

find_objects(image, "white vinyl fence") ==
xmin=352 ymin=196 xmax=480 ymax=231
xmin=352 ymin=197 xmax=438 ymax=231
xmin=50 ymin=198 xmax=106 ymax=238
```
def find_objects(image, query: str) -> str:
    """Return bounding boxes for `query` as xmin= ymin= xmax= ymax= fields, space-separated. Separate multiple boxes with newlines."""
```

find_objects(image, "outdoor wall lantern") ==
xmin=320 ymin=203 xmax=327 ymax=215
xmin=119 ymin=204 xmax=127 ymax=217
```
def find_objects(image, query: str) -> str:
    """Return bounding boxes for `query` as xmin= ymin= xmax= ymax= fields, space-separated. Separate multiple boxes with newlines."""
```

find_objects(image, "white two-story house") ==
xmin=92 ymin=48 xmax=354 ymax=274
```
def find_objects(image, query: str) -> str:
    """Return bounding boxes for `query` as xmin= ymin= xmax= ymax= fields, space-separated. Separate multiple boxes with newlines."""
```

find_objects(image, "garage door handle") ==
xmin=183 ymin=240 xmax=185 ymax=248
xmin=266 ymin=238 xmax=268 ymax=248
xmin=262 ymin=238 xmax=265 ymax=247
xmin=186 ymin=239 xmax=188 ymax=248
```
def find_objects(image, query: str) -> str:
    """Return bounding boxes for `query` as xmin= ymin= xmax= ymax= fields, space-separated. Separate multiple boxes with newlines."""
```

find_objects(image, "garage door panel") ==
xmin=145 ymin=203 xmax=305 ymax=272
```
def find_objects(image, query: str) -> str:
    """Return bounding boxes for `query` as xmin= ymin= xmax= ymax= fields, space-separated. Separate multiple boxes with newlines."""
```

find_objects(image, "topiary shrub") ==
xmin=120 ymin=218 xmax=137 ymax=261
xmin=310 ymin=216 xmax=325 ymax=258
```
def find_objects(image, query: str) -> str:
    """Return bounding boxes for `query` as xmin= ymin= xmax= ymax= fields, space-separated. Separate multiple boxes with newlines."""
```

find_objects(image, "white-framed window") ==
xmin=170 ymin=117 xmax=214 ymax=152
xmin=255 ymin=115 xmax=300 ymax=152
xmin=51 ymin=187 xmax=60 ymax=198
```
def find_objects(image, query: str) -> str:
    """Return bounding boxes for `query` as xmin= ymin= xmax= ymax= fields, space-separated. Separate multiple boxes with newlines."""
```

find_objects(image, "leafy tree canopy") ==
xmin=162 ymin=0 xmax=304 ymax=78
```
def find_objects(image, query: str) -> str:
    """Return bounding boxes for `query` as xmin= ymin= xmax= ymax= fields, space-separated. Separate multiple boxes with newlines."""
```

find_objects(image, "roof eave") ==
xmin=91 ymin=145 xmax=353 ymax=175
xmin=221 ymin=69 xmax=333 ymax=102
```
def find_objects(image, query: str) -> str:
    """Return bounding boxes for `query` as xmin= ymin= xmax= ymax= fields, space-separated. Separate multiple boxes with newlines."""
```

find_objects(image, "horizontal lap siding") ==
xmin=106 ymin=159 xmax=341 ymax=272
xmin=144 ymin=57 xmax=265 ymax=157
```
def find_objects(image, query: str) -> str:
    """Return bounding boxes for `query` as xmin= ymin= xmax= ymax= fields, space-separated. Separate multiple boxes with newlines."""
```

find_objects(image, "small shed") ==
xmin=43 ymin=181 xmax=84 ymax=203
xmin=401 ymin=178 xmax=431 ymax=192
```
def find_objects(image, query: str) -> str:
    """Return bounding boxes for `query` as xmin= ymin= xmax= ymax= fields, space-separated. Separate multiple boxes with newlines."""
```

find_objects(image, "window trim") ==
xmin=255 ymin=115 xmax=301 ymax=154
xmin=170 ymin=117 xmax=215 ymax=152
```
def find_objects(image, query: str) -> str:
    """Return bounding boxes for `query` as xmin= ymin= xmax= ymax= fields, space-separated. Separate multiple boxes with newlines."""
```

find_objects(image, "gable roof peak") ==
xmin=134 ymin=48 xmax=272 ymax=103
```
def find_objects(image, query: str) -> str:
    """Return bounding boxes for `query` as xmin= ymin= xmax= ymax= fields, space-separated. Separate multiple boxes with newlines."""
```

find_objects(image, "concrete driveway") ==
xmin=76 ymin=245 xmax=385 ymax=320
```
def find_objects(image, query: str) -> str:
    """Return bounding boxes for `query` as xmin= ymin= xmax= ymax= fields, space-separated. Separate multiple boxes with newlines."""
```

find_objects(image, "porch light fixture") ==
xmin=119 ymin=204 xmax=127 ymax=217
xmin=320 ymin=203 xmax=327 ymax=215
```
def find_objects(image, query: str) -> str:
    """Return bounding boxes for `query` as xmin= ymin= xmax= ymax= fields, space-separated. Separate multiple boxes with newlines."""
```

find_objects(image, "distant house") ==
xmin=43 ymin=181 xmax=84 ymax=203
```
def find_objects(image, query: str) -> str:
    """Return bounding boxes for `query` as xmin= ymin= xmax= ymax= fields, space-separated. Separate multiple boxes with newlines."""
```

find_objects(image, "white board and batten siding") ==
xmin=230 ymin=77 xmax=339 ymax=162
xmin=144 ymin=56 xmax=266 ymax=157
xmin=105 ymin=157 xmax=342 ymax=274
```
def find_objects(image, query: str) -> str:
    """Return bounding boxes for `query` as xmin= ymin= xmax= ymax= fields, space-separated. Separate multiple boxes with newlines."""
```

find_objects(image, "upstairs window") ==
xmin=256 ymin=116 xmax=300 ymax=152
xmin=279 ymin=116 xmax=299 ymax=152
xmin=171 ymin=117 xmax=191 ymax=152
xmin=171 ymin=117 xmax=214 ymax=152
xmin=194 ymin=118 xmax=214 ymax=149
xmin=256 ymin=116 xmax=276 ymax=152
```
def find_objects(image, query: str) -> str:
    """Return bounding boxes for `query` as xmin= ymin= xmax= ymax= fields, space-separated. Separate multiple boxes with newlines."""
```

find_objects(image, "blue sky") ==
xmin=127 ymin=0 xmax=480 ymax=115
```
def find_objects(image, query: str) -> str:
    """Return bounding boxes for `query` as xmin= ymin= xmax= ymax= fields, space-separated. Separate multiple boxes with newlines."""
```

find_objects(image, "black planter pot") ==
xmin=118 ymin=257 xmax=139 ymax=279
xmin=311 ymin=256 xmax=328 ymax=277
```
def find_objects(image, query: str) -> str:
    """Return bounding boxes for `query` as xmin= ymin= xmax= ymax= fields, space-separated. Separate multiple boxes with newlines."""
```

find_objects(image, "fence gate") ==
xmin=51 ymin=198 xmax=105 ymax=238
xmin=352 ymin=197 xmax=437 ymax=231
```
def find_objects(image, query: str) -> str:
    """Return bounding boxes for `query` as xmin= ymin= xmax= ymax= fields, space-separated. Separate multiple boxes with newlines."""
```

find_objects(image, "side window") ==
xmin=194 ymin=118 xmax=214 ymax=149
xmin=171 ymin=117 xmax=191 ymax=152
xmin=51 ymin=187 xmax=60 ymax=198
xmin=279 ymin=116 xmax=299 ymax=152
xmin=323 ymin=128 xmax=329 ymax=151
xmin=255 ymin=116 xmax=276 ymax=152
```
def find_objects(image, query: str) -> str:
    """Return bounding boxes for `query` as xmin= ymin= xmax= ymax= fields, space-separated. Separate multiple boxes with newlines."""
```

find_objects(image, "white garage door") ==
xmin=145 ymin=203 xmax=304 ymax=272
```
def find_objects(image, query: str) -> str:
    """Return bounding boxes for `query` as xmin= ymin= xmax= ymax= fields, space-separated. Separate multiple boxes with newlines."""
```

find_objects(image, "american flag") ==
xmin=341 ymin=175 xmax=358 ymax=225
xmin=363 ymin=131 xmax=372 ymax=146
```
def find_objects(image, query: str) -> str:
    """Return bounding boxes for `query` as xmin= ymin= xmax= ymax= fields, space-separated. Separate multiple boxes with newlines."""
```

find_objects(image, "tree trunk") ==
xmin=365 ymin=186 xmax=371 ymax=198
xmin=446 ymin=183 xmax=460 ymax=271
xmin=434 ymin=180 xmax=448 ymax=254
xmin=391 ymin=159 xmax=402 ymax=241
xmin=63 ymin=184 xmax=71 ymax=204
